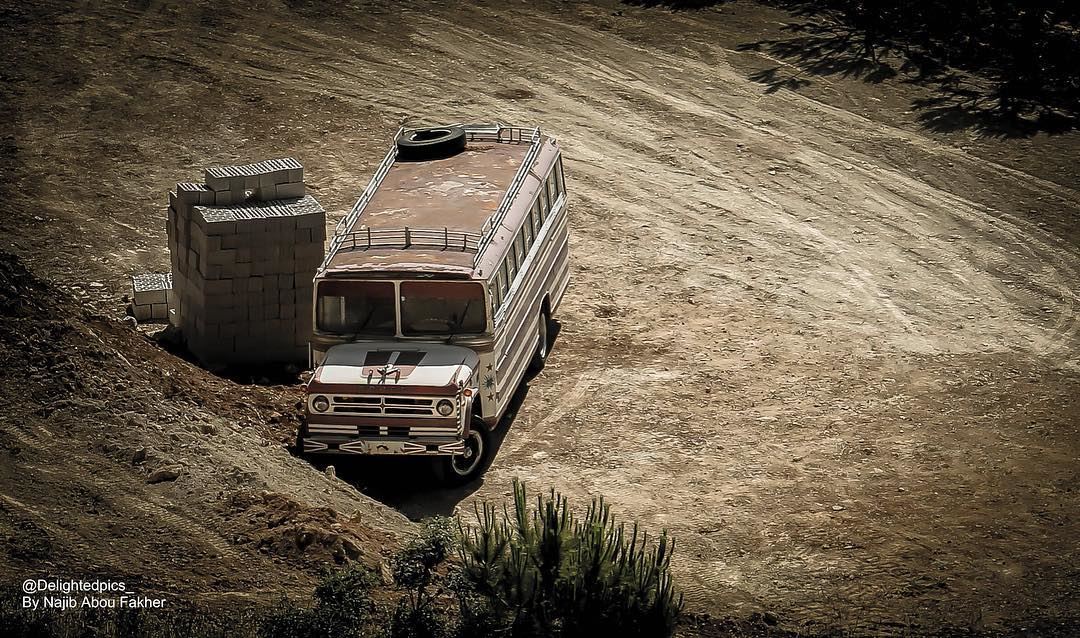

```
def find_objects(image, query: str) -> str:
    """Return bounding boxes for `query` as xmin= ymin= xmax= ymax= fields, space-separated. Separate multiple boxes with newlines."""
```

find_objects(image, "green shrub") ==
xmin=258 ymin=565 xmax=377 ymax=638
xmin=455 ymin=479 xmax=683 ymax=638
xmin=388 ymin=517 xmax=456 ymax=638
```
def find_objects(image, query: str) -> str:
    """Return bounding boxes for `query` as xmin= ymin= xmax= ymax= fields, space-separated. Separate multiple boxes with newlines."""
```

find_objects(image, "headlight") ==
xmin=436 ymin=399 xmax=454 ymax=417
xmin=311 ymin=395 xmax=330 ymax=413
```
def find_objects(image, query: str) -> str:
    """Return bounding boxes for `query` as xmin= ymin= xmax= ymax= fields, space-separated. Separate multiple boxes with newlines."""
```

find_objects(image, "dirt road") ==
xmin=3 ymin=0 xmax=1078 ymax=633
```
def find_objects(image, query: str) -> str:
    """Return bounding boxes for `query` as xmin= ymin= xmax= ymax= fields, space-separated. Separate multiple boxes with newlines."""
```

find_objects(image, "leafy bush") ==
xmin=259 ymin=565 xmax=377 ymax=638
xmin=0 ymin=486 xmax=682 ymax=638
xmin=455 ymin=479 xmax=683 ymax=638
xmin=388 ymin=517 xmax=456 ymax=638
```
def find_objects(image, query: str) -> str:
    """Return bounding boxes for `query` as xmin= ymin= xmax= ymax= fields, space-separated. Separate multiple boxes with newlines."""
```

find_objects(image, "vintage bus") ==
xmin=299 ymin=124 xmax=569 ymax=483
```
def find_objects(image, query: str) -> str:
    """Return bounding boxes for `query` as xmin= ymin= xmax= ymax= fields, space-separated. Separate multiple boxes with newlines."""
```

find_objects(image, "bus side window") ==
xmin=515 ymin=229 xmax=528 ymax=263
xmin=546 ymin=173 xmax=557 ymax=205
xmin=508 ymin=244 xmax=519 ymax=280
xmin=555 ymin=157 xmax=566 ymax=195
xmin=532 ymin=200 xmax=544 ymax=231
xmin=499 ymin=260 xmax=510 ymax=299
xmin=539 ymin=187 xmax=549 ymax=217
xmin=489 ymin=281 xmax=501 ymax=314
xmin=523 ymin=213 xmax=534 ymax=246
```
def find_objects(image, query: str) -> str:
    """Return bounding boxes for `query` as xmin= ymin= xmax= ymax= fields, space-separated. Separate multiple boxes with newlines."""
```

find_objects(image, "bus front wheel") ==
xmin=437 ymin=419 xmax=490 ymax=485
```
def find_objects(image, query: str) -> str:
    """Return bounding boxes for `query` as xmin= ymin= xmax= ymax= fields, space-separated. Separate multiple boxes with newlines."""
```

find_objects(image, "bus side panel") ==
xmin=492 ymin=196 xmax=570 ymax=420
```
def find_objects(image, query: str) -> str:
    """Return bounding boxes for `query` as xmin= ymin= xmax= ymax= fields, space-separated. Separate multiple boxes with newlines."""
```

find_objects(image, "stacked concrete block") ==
xmin=165 ymin=158 xmax=326 ymax=365
xmin=130 ymin=272 xmax=173 ymax=321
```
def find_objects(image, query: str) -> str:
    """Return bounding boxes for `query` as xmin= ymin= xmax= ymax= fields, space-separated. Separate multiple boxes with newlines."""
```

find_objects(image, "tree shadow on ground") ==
xmin=621 ymin=0 xmax=728 ymax=9
xmin=907 ymin=71 xmax=1080 ymax=138
xmin=736 ymin=18 xmax=1078 ymax=138
xmin=739 ymin=19 xmax=897 ymax=90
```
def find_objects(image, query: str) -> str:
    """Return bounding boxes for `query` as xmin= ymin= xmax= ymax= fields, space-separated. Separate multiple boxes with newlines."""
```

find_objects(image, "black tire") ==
xmin=437 ymin=417 xmax=490 ymax=485
xmin=528 ymin=311 xmax=549 ymax=373
xmin=294 ymin=416 xmax=308 ymax=455
xmin=396 ymin=126 xmax=467 ymax=161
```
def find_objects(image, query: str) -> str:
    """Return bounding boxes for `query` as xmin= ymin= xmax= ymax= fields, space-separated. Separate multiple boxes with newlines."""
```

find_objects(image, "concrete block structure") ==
xmin=130 ymin=272 xmax=173 ymax=321
xmin=165 ymin=158 xmax=326 ymax=365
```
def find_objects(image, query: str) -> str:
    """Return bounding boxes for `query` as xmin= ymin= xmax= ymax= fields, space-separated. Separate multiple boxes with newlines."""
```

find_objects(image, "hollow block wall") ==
xmin=165 ymin=158 xmax=326 ymax=365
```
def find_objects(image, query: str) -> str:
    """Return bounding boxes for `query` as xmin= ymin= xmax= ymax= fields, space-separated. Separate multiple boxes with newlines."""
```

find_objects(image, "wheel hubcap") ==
xmin=452 ymin=432 xmax=483 ymax=475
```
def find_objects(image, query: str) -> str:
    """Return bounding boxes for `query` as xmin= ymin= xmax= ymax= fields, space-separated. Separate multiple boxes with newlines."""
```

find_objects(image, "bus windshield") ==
xmin=315 ymin=280 xmax=396 ymax=336
xmin=400 ymin=281 xmax=486 ymax=336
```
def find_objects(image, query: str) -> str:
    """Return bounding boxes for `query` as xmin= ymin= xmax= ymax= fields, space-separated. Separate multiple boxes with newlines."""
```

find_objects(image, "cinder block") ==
xmin=133 ymin=304 xmax=151 ymax=321
xmin=287 ymin=168 xmax=303 ymax=183
xmin=232 ymin=262 xmax=252 ymax=279
xmin=205 ymin=175 xmax=230 ymax=192
xmin=150 ymin=302 xmax=168 ymax=320
xmin=275 ymin=182 xmax=305 ymax=199
xmin=208 ymin=249 xmax=237 ymax=266
xmin=206 ymin=219 xmax=237 ymax=236
xmin=230 ymin=176 xmax=247 ymax=195
xmin=295 ymin=242 xmax=324 ymax=261
xmin=205 ymin=279 xmax=233 ymax=295
xmin=295 ymin=207 xmax=323 ymax=227
xmin=236 ymin=247 xmax=252 ymax=263
xmin=247 ymin=276 xmax=263 ymax=293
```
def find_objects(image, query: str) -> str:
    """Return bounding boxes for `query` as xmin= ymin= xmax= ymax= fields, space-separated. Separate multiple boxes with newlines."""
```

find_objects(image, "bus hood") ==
xmin=310 ymin=342 xmax=479 ymax=392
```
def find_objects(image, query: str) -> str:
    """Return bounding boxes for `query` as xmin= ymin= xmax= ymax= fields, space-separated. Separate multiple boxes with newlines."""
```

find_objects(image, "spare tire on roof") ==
xmin=396 ymin=126 xmax=467 ymax=161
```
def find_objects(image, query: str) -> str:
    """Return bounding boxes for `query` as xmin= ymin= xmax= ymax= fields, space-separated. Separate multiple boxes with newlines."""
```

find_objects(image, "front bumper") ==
xmin=302 ymin=435 xmax=466 ymax=456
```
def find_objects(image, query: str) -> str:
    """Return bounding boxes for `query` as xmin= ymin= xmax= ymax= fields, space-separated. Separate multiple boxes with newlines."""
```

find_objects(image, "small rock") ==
xmin=831 ymin=505 xmax=845 ymax=511
xmin=341 ymin=538 xmax=362 ymax=561
xmin=268 ymin=412 xmax=283 ymax=424
xmin=131 ymin=447 xmax=147 ymax=465
xmin=147 ymin=465 xmax=183 ymax=484
xmin=122 ymin=316 xmax=138 ymax=329
xmin=199 ymin=421 xmax=216 ymax=435
xmin=325 ymin=465 xmax=337 ymax=480
xmin=125 ymin=413 xmax=148 ymax=429
xmin=89 ymin=282 xmax=104 ymax=288
xmin=379 ymin=561 xmax=394 ymax=585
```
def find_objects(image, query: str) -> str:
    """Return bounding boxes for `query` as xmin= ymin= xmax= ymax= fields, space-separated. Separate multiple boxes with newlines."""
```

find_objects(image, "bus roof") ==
xmin=321 ymin=125 xmax=558 ymax=280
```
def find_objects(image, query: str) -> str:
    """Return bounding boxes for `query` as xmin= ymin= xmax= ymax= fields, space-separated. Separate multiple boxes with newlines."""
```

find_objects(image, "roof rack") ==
xmin=336 ymin=227 xmax=481 ymax=252
xmin=318 ymin=123 xmax=543 ymax=275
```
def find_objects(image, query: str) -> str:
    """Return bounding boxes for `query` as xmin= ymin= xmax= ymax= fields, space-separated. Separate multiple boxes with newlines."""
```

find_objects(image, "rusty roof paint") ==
xmin=325 ymin=134 xmax=561 ymax=279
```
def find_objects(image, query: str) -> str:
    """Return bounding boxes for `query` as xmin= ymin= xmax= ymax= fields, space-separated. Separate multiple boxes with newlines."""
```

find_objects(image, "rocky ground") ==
xmin=1 ymin=0 xmax=1077 ymax=635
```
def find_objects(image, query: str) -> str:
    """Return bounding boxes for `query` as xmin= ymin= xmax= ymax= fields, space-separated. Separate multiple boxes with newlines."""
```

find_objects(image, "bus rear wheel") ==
xmin=438 ymin=419 xmax=490 ymax=485
xmin=529 ymin=311 xmax=549 ymax=373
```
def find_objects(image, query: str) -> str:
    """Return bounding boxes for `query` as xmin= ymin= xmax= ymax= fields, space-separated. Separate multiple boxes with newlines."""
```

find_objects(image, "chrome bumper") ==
xmin=303 ymin=436 xmax=465 ymax=456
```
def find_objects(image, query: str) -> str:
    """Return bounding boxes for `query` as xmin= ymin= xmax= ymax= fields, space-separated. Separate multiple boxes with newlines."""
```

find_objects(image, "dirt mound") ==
xmin=0 ymin=250 xmax=410 ymax=603
xmin=228 ymin=491 xmax=394 ymax=569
